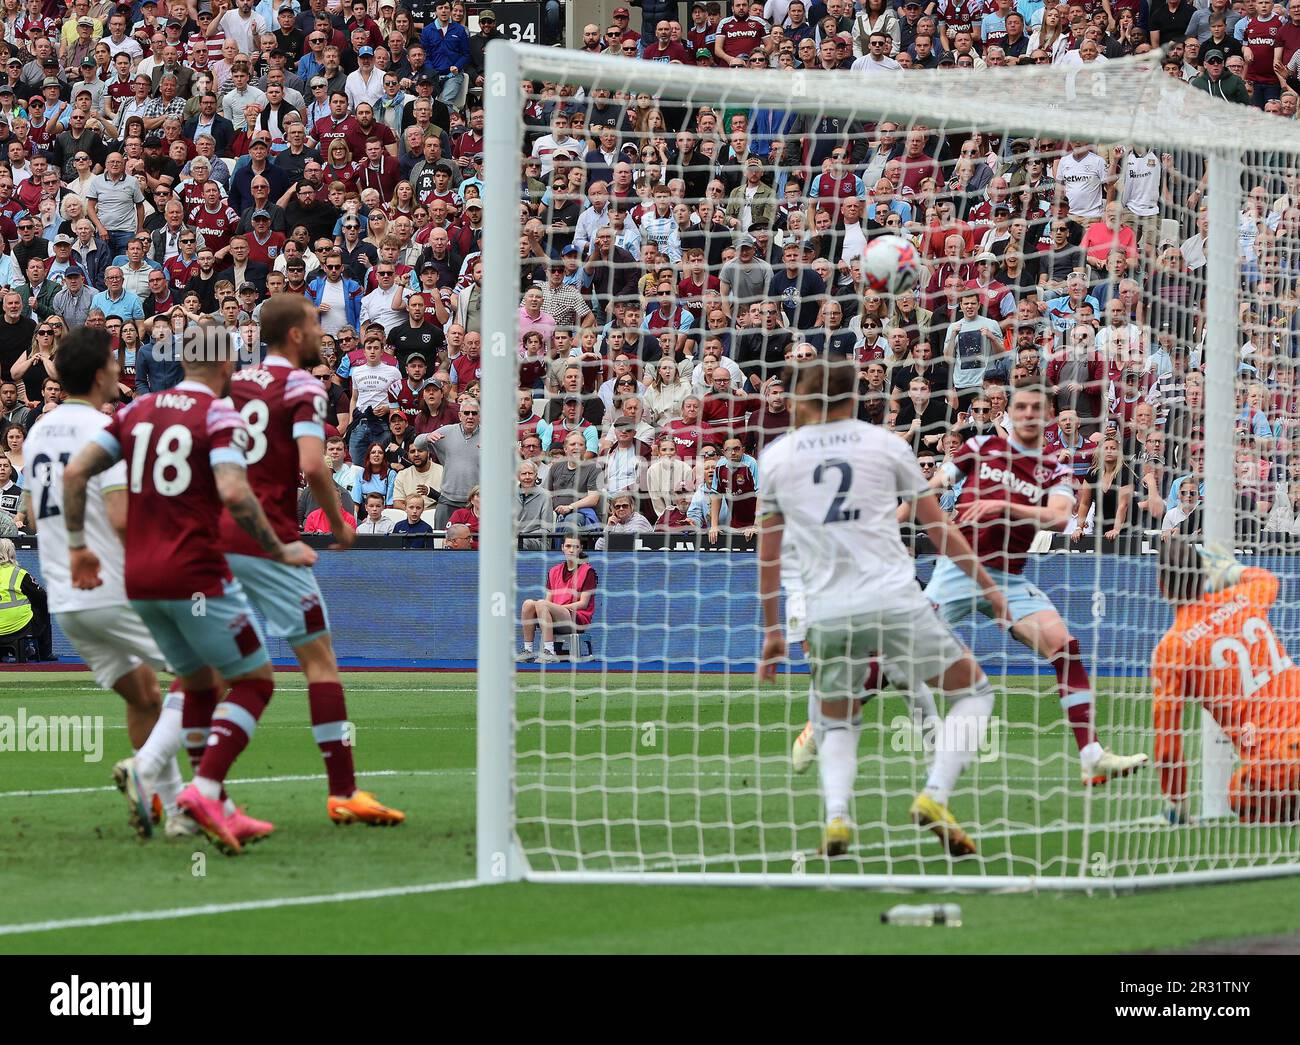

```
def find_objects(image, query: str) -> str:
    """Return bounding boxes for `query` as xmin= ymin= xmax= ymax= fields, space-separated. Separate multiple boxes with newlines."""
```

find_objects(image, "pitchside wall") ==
xmin=19 ymin=549 xmax=1300 ymax=673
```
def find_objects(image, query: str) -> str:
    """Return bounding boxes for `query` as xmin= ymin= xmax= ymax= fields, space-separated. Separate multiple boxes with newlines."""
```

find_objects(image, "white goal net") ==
xmin=476 ymin=39 xmax=1300 ymax=890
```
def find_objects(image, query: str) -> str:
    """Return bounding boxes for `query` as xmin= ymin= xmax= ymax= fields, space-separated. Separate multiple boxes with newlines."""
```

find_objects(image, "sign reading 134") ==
xmin=473 ymin=3 xmax=540 ymax=42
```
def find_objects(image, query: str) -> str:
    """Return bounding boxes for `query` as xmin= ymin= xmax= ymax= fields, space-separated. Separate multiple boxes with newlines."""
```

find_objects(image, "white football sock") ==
xmin=819 ymin=726 xmax=859 ymax=822
xmin=194 ymin=775 xmax=221 ymax=801
xmin=522 ymin=641 xmax=533 ymax=652
xmin=543 ymin=642 xmax=556 ymax=654
xmin=134 ymin=698 xmax=182 ymax=777
xmin=924 ymin=678 xmax=995 ymax=806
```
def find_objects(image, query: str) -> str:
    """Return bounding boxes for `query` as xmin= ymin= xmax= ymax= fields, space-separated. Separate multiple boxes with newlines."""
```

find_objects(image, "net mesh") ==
xmin=490 ymin=44 xmax=1300 ymax=886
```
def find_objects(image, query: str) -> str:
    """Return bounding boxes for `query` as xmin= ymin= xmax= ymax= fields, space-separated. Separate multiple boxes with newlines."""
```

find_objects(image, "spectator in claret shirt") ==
xmin=447 ymin=485 xmax=481 ymax=547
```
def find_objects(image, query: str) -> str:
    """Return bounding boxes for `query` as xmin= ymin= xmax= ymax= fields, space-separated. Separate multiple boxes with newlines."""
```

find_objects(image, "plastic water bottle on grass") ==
xmin=881 ymin=903 xmax=962 ymax=927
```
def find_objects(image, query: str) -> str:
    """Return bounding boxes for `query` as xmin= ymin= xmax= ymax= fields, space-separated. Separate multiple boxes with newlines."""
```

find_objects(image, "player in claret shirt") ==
xmin=223 ymin=296 xmax=404 ymax=825
xmin=919 ymin=380 xmax=1148 ymax=785
xmin=62 ymin=328 xmax=318 ymax=855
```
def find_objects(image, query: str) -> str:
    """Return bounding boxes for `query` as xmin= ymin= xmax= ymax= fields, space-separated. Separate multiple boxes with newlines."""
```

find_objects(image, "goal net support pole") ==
xmin=1200 ymin=151 xmax=1243 ymax=822
xmin=477 ymin=40 xmax=525 ymax=885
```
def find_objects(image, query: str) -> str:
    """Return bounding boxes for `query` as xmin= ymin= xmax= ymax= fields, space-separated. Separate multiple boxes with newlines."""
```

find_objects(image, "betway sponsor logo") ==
xmin=977 ymin=461 xmax=1041 ymax=501
xmin=50 ymin=977 xmax=151 ymax=1025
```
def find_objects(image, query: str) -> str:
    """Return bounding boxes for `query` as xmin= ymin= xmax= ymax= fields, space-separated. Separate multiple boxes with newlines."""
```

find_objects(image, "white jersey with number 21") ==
xmin=758 ymin=418 xmax=931 ymax=627
xmin=25 ymin=402 xmax=129 ymax=613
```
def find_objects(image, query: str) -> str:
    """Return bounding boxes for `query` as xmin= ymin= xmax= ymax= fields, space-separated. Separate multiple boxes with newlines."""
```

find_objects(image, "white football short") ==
xmin=57 ymin=605 xmax=170 ymax=690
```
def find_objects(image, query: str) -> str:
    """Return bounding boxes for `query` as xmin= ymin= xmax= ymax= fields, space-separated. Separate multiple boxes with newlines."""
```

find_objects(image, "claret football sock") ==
xmin=309 ymin=681 xmax=357 ymax=798
xmin=197 ymin=678 xmax=275 ymax=785
xmin=1050 ymin=639 xmax=1096 ymax=752
xmin=180 ymin=686 xmax=221 ymax=775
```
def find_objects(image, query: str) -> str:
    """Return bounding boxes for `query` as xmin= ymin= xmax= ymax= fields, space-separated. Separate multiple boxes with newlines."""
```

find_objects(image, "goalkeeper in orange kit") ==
xmin=1152 ymin=538 xmax=1300 ymax=824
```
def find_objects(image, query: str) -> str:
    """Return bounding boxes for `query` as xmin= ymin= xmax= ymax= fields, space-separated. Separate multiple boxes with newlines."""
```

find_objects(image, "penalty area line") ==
xmin=0 ymin=879 xmax=483 ymax=937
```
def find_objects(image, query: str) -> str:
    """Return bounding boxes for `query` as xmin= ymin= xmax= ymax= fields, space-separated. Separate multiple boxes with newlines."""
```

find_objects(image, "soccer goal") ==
xmin=477 ymin=40 xmax=1300 ymax=891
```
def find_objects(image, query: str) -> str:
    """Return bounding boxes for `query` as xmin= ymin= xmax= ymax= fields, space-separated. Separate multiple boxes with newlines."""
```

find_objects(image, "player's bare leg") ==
xmin=176 ymin=663 xmax=278 ymax=855
xmin=294 ymin=633 xmax=405 ymax=827
xmin=517 ymin=599 xmax=540 ymax=661
xmin=1012 ymin=608 xmax=1148 ymax=785
xmin=792 ymin=640 xmax=818 ymax=774
xmin=532 ymin=602 xmax=576 ymax=663
xmin=816 ymin=696 xmax=862 ymax=857
xmin=910 ymin=653 xmax=992 ymax=857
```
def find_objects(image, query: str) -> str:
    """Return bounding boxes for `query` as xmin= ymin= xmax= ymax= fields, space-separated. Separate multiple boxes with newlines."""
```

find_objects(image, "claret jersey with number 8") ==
xmin=92 ymin=380 xmax=250 ymax=601
xmin=757 ymin=418 xmax=932 ymax=626
xmin=219 ymin=356 xmax=329 ymax=558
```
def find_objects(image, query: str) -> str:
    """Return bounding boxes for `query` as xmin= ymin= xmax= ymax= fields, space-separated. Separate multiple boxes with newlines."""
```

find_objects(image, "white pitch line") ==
xmin=0 ymin=878 xmax=482 ymax=937
xmin=0 ymin=768 xmax=463 ymax=799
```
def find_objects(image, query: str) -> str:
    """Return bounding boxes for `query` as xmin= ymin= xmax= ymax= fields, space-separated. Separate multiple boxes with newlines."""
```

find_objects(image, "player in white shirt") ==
xmin=757 ymin=358 xmax=1009 ymax=858
xmin=782 ymin=489 xmax=939 ymax=776
xmin=22 ymin=329 xmax=193 ymax=839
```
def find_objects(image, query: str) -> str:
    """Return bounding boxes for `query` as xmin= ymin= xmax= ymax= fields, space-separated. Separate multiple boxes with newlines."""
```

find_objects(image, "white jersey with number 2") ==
xmin=758 ymin=418 xmax=931 ymax=626
xmin=25 ymin=402 xmax=129 ymax=613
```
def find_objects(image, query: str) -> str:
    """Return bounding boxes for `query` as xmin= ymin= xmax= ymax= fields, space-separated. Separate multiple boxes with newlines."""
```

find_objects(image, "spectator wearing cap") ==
xmin=229 ymin=134 xmax=290 ymax=215
xmin=1190 ymin=47 xmax=1250 ymax=102
xmin=62 ymin=16 xmax=100 ymax=76
xmin=70 ymin=55 xmax=107 ymax=113
xmin=44 ymin=235 xmax=77 ymax=284
xmin=346 ymin=45 xmax=385 ymax=110
xmin=467 ymin=8 xmax=501 ymax=92
xmin=420 ymin=0 xmax=470 ymax=105
xmin=724 ymin=156 xmax=776 ymax=235
xmin=718 ymin=233 xmax=772 ymax=316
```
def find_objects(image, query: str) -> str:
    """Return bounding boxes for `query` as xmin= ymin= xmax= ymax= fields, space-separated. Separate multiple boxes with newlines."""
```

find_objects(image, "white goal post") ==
xmin=477 ymin=40 xmax=1300 ymax=891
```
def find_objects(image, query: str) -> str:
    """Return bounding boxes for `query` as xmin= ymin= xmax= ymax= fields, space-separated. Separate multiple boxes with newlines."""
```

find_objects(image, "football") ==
xmin=863 ymin=234 xmax=920 ymax=296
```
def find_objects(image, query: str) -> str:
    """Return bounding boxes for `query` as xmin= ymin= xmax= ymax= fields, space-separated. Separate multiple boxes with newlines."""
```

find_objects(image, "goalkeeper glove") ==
xmin=1201 ymin=542 xmax=1245 ymax=594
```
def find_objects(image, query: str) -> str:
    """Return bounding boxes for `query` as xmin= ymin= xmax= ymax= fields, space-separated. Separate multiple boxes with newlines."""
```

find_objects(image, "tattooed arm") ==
xmin=63 ymin=442 xmax=117 ymax=589
xmin=214 ymin=462 xmax=318 ymax=568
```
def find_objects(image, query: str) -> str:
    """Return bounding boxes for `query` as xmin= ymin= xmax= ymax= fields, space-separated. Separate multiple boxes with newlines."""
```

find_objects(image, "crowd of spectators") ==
xmin=2 ymin=0 xmax=1300 ymax=552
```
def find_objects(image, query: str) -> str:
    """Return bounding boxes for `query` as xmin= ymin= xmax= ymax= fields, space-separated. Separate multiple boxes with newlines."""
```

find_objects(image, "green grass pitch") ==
xmin=2 ymin=670 xmax=1298 ymax=954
